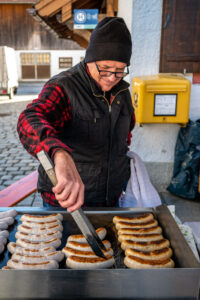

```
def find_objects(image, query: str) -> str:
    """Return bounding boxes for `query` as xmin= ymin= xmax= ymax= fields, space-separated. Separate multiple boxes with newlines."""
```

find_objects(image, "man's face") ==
xmin=87 ymin=60 xmax=127 ymax=92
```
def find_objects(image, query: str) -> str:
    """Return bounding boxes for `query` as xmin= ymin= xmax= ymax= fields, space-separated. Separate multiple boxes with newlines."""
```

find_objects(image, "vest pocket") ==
xmin=76 ymin=162 xmax=107 ymax=206
xmin=73 ymin=111 xmax=108 ymax=146
xmin=76 ymin=162 xmax=101 ymax=190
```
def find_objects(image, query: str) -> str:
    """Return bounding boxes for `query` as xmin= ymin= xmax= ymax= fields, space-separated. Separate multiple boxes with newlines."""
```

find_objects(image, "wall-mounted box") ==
xmin=132 ymin=74 xmax=191 ymax=126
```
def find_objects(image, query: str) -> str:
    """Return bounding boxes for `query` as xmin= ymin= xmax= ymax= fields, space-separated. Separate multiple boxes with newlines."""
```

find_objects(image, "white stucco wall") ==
xmin=118 ymin=0 xmax=133 ymax=32
xmin=118 ymin=0 xmax=133 ymax=84
xmin=16 ymin=50 xmax=86 ymax=80
xmin=119 ymin=0 xmax=200 ymax=191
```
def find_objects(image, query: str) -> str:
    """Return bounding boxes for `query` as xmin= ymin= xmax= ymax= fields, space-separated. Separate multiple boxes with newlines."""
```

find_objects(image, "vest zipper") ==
xmin=93 ymin=87 xmax=128 ymax=205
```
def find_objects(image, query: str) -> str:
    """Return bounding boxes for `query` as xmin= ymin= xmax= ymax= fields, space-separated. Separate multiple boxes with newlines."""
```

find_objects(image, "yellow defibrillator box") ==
xmin=132 ymin=74 xmax=191 ymax=126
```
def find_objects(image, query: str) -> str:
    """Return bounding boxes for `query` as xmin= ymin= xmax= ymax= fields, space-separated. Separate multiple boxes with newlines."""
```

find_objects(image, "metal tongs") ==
xmin=37 ymin=150 xmax=107 ymax=259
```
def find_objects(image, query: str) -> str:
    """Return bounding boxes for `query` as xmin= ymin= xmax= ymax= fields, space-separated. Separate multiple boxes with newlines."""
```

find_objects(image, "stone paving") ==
xmin=0 ymin=96 xmax=42 ymax=206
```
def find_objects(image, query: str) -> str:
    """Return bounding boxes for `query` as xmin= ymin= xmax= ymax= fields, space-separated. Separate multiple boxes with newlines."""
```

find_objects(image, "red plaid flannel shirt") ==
xmin=17 ymin=83 xmax=135 ymax=206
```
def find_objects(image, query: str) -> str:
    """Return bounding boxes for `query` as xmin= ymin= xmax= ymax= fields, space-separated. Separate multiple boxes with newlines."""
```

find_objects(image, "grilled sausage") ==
xmin=115 ymin=220 xmax=158 ymax=230
xmin=12 ymin=251 xmax=64 ymax=263
xmin=113 ymin=213 xmax=154 ymax=224
xmin=118 ymin=233 xmax=163 ymax=243
xmin=0 ymin=236 xmax=7 ymax=245
xmin=0 ymin=244 xmax=5 ymax=254
xmin=66 ymin=255 xmax=115 ymax=269
xmin=15 ymin=230 xmax=62 ymax=242
xmin=2 ymin=266 xmax=13 ymax=270
xmin=16 ymin=237 xmax=61 ymax=250
xmin=0 ymin=222 xmax=8 ymax=230
xmin=62 ymin=246 xmax=114 ymax=258
xmin=0 ymin=209 xmax=17 ymax=219
xmin=7 ymin=242 xmax=56 ymax=255
xmin=0 ymin=217 xmax=14 ymax=226
xmin=125 ymin=247 xmax=173 ymax=260
xmin=121 ymin=239 xmax=170 ymax=251
xmin=0 ymin=230 xmax=9 ymax=238
xmin=22 ymin=219 xmax=62 ymax=228
xmin=124 ymin=255 xmax=174 ymax=269
xmin=20 ymin=213 xmax=63 ymax=223
xmin=17 ymin=223 xmax=63 ymax=234
xmin=66 ymin=240 xmax=111 ymax=251
xmin=117 ymin=226 xmax=162 ymax=235
xmin=7 ymin=259 xmax=59 ymax=270
xmin=67 ymin=227 xmax=107 ymax=243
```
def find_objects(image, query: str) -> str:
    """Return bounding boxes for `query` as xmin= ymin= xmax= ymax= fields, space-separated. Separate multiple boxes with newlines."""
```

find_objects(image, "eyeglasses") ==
xmin=95 ymin=62 xmax=129 ymax=78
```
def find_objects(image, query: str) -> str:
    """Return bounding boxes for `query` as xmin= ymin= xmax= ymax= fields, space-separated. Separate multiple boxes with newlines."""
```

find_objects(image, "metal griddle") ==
xmin=0 ymin=205 xmax=199 ymax=299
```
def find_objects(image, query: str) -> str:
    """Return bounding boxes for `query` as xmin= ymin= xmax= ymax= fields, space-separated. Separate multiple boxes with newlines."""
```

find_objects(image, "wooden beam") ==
xmin=38 ymin=0 xmax=77 ymax=18
xmin=113 ymin=0 xmax=118 ymax=12
xmin=35 ymin=0 xmax=54 ymax=11
xmin=98 ymin=13 xmax=106 ymax=22
xmin=62 ymin=1 xmax=72 ymax=23
xmin=66 ymin=18 xmax=91 ymax=43
xmin=106 ymin=0 xmax=114 ymax=16
xmin=73 ymin=29 xmax=91 ymax=43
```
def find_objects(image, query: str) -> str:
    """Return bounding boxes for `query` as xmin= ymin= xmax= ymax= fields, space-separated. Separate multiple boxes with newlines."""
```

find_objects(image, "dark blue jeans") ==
xmin=43 ymin=200 xmax=55 ymax=208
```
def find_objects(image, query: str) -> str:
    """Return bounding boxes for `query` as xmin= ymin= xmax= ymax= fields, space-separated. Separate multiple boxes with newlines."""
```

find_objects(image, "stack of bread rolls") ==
xmin=5 ymin=213 xmax=64 ymax=270
xmin=62 ymin=227 xmax=115 ymax=269
xmin=0 ymin=209 xmax=17 ymax=255
xmin=113 ymin=213 xmax=175 ymax=269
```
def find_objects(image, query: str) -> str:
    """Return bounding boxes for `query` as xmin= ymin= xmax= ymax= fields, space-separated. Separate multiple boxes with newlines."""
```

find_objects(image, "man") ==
xmin=17 ymin=17 xmax=135 ymax=211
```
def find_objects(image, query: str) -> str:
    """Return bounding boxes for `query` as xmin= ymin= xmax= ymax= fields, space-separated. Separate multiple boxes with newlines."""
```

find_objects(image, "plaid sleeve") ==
xmin=17 ymin=83 xmax=72 ymax=159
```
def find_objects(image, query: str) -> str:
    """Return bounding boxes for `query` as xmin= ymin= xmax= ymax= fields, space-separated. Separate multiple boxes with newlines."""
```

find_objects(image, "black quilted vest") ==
xmin=38 ymin=61 xmax=134 ymax=207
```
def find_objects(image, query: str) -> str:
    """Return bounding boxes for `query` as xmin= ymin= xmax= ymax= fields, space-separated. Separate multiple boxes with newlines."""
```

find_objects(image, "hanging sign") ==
xmin=74 ymin=9 xmax=98 ymax=29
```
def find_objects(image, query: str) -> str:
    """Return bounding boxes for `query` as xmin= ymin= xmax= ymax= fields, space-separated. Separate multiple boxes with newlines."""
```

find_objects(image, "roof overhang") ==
xmin=27 ymin=0 xmax=118 ymax=48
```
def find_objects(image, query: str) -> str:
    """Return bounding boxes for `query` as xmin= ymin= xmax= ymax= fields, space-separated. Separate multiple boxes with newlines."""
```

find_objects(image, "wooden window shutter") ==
xmin=160 ymin=0 xmax=200 ymax=73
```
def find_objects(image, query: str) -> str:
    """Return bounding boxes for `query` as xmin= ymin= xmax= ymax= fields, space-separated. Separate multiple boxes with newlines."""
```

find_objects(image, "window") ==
xmin=21 ymin=53 xmax=34 ymax=65
xmin=37 ymin=53 xmax=50 ymax=65
xmin=20 ymin=53 xmax=50 ymax=79
xmin=59 ymin=57 xmax=72 ymax=68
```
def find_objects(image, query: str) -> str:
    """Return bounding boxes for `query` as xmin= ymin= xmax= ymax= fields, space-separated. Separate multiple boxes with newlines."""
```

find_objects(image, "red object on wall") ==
xmin=192 ymin=73 xmax=200 ymax=84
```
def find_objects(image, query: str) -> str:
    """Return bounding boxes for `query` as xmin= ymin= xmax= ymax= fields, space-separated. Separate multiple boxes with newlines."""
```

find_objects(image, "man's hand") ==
xmin=52 ymin=150 xmax=84 ymax=212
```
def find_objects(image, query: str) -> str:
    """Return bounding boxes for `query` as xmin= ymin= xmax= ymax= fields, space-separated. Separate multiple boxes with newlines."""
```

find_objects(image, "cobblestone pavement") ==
xmin=0 ymin=96 xmax=42 ymax=206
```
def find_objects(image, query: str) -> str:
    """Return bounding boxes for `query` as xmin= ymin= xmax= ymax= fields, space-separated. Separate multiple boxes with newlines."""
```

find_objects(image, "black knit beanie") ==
xmin=85 ymin=17 xmax=132 ymax=66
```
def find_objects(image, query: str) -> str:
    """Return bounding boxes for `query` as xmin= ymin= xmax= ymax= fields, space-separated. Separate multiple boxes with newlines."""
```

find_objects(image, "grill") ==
xmin=0 ymin=205 xmax=199 ymax=299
